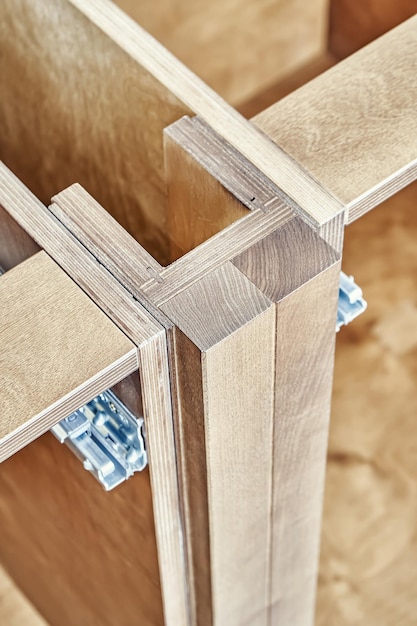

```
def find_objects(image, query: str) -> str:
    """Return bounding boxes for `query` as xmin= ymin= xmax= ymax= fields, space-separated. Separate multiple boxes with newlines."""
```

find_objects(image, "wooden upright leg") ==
xmin=233 ymin=218 xmax=342 ymax=624
xmin=161 ymin=217 xmax=342 ymax=625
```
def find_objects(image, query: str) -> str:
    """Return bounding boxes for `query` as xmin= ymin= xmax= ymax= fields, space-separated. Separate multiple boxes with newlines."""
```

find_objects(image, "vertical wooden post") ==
xmin=232 ymin=218 xmax=341 ymax=624
xmin=161 ymin=215 xmax=342 ymax=625
xmin=162 ymin=262 xmax=276 ymax=625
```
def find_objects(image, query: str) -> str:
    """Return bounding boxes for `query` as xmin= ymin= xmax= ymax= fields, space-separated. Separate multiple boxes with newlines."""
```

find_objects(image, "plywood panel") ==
xmin=113 ymin=0 xmax=329 ymax=105
xmin=254 ymin=17 xmax=417 ymax=223
xmin=0 ymin=0 xmax=342 ymax=245
xmin=0 ymin=165 xmax=190 ymax=626
xmin=0 ymin=434 xmax=164 ymax=626
xmin=0 ymin=0 xmax=190 ymax=263
xmin=0 ymin=251 xmax=137 ymax=461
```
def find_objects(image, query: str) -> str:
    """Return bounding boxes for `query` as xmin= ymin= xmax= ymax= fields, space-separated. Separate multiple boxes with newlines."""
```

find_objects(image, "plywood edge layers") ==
xmin=0 ymin=163 xmax=190 ymax=626
xmin=0 ymin=163 xmax=163 ymax=345
xmin=67 ymin=0 xmax=344 ymax=226
xmin=0 ymin=251 xmax=138 ymax=461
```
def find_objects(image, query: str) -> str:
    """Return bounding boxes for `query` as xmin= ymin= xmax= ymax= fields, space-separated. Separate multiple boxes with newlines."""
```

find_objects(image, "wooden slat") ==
xmin=113 ymin=0 xmax=329 ymax=106
xmin=254 ymin=16 xmax=417 ymax=223
xmin=0 ymin=0 xmax=342 ymax=251
xmin=0 ymin=251 xmax=138 ymax=460
xmin=232 ymin=218 xmax=342 ymax=625
xmin=0 ymin=164 xmax=189 ymax=626
xmin=329 ymin=0 xmax=416 ymax=59
xmin=139 ymin=335 xmax=190 ymax=626
xmin=161 ymin=262 xmax=276 ymax=626
xmin=0 ymin=163 xmax=165 ymax=346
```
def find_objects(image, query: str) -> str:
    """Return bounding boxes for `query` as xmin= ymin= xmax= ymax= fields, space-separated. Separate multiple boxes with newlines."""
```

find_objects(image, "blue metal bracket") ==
xmin=337 ymin=272 xmax=367 ymax=332
xmin=51 ymin=390 xmax=147 ymax=491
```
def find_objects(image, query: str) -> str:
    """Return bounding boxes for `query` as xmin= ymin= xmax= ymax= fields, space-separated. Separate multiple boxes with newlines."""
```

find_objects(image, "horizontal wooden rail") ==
xmin=0 ymin=251 xmax=138 ymax=461
xmin=254 ymin=16 xmax=417 ymax=223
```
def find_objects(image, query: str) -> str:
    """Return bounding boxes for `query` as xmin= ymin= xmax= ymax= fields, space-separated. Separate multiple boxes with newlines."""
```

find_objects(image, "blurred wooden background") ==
xmin=316 ymin=181 xmax=417 ymax=625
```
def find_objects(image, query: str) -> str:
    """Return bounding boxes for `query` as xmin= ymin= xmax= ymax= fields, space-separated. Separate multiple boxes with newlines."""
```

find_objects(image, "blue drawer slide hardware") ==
xmin=337 ymin=272 xmax=367 ymax=332
xmin=51 ymin=390 xmax=147 ymax=491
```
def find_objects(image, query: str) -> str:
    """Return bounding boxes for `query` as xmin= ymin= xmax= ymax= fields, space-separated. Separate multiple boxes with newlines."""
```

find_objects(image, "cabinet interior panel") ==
xmin=0 ymin=433 xmax=163 ymax=626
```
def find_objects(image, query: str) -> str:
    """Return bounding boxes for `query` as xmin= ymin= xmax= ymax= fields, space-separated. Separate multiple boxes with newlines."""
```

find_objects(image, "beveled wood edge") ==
xmin=69 ymin=0 xmax=343 ymax=226
xmin=0 ymin=351 xmax=138 ymax=463
xmin=0 ymin=162 xmax=190 ymax=626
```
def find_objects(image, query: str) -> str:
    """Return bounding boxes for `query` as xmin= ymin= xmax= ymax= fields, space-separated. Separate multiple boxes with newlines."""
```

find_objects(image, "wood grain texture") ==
xmin=0 ymin=0 xmax=343 ymax=233
xmin=0 ymin=251 xmax=137 ymax=461
xmin=139 ymin=335 xmax=189 ymax=626
xmin=233 ymin=219 xmax=341 ymax=625
xmin=0 ymin=204 xmax=40 ymax=271
xmin=0 ymin=0 xmax=191 ymax=263
xmin=329 ymin=0 xmax=417 ymax=59
xmin=237 ymin=51 xmax=337 ymax=119
xmin=162 ymin=262 xmax=276 ymax=626
xmin=167 ymin=328 xmax=212 ymax=626
xmin=0 ymin=163 xmax=164 ymax=347
xmin=142 ymin=206 xmax=294 ymax=307
xmin=113 ymin=0 xmax=329 ymax=105
xmin=51 ymin=176 xmax=294 ymax=308
xmin=232 ymin=217 xmax=339 ymax=301
xmin=0 ymin=165 xmax=189 ymax=626
xmin=0 ymin=434 xmax=164 ymax=626
xmin=254 ymin=16 xmax=417 ymax=224
xmin=162 ymin=264 xmax=275 ymax=625
xmin=316 ymin=180 xmax=417 ymax=626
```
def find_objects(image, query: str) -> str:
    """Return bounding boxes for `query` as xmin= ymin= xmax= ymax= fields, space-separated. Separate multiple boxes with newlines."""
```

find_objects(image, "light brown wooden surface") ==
xmin=113 ymin=0 xmax=329 ymax=105
xmin=1 ymin=0 xmax=343 ymax=245
xmin=52 ymin=177 xmax=294 ymax=307
xmin=329 ymin=0 xmax=417 ymax=59
xmin=237 ymin=52 xmax=337 ymax=119
xmin=0 ymin=0 xmax=190 ymax=263
xmin=254 ymin=16 xmax=417 ymax=224
xmin=316 ymin=180 xmax=417 ymax=626
xmin=138 ymin=334 xmax=190 ymax=626
xmin=0 ymin=163 xmax=166 ymax=347
xmin=0 ymin=434 xmax=164 ymax=626
xmin=0 ymin=166 xmax=189 ymax=625
xmin=162 ymin=262 xmax=276 ymax=626
xmin=0 ymin=565 xmax=46 ymax=626
xmin=0 ymin=251 xmax=137 ymax=461
xmin=164 ymin=130 xmax=248 ymax=260
xmin=3 ymin=184 xmax=417 ymax=626
xmin=233 ymin=219 xmax=341 ymax=625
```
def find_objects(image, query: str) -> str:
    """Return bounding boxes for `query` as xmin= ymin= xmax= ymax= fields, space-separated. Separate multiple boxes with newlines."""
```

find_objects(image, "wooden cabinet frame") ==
xmin=1 ymin=3 xmax=416 ymax=625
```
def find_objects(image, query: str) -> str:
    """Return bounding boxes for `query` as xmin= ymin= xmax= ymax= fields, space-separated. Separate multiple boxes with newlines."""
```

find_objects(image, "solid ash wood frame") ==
xmin=1 ymin=3 xmax=417 ymax=626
